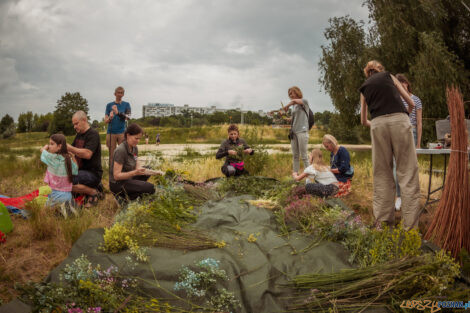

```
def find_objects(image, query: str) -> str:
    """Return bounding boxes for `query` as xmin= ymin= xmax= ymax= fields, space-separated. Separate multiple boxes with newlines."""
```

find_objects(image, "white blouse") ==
xmin=303 ymin=165 xmax=338 ymax=185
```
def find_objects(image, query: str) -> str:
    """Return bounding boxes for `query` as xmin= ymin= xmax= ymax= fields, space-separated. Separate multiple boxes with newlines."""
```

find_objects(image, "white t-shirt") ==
xmin=303 ymin=165 xmax=338 ymax=185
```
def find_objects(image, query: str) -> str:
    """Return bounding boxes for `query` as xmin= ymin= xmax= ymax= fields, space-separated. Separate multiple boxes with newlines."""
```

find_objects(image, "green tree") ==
xmin=35 ymin=113 xmax=53 ymax=132
xmin=318 ymin=16 xmax=369 ymax=142
xmin=0 ymin=114 xmax=14 ymax=133
xmin=17 ymin=111 xmax=34 ymax=132
xmin=49 ymin=92 xmax=89 ymax=135
xmin=313 ymin=110 xmax=333 ymax=127
xmin=17 ymin=113 xmax=27 ymax=133
xmin=0 ymin=114 xmax=15 ymax=139
xmin=319 ymin=1 xmax=470 ymax=143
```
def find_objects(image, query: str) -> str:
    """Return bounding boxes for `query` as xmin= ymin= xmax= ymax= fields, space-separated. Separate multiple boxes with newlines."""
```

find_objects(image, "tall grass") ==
xmin=0 ymin=152 xmax=45 ymax=196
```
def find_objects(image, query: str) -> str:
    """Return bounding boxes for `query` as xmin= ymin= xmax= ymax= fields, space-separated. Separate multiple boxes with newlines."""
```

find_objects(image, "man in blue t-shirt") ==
xmin=105 ymin=86 xmax=131 ymax=169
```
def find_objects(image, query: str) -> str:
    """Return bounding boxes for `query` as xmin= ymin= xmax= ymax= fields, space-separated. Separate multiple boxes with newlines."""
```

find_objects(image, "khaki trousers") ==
xmin=371 ymin=113 xmax=420 ymax=230
xmin=106 ymin=133 xmax=125 ymax=169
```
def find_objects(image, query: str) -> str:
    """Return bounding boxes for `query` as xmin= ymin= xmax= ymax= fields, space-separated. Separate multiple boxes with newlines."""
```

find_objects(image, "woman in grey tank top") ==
xmin=282 ymin=86 xmax=310 ymax=173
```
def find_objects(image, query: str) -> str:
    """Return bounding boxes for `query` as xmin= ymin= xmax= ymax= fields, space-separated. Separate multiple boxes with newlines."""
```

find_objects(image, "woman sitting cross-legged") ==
xmin=109 ymin=123 xmax=162 ymax=202
xmin=292 ymin=149 xmax=339 ymax=198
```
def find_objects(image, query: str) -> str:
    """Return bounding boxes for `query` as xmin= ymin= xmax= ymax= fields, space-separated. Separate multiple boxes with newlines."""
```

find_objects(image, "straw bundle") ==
xmin=424 ymin=86 xmax=470 ymax=258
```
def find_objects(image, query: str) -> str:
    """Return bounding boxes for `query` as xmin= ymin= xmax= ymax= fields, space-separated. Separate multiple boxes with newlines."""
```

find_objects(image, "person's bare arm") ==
xmin=391 ymin=74 xmax=415 ymax=113
xmin=67 ymin=144 xmax=93 ymax=159
xmin=292 ymin=172 xmax=308 ymax=181
xmin=40 ymin=144 xmax=49 ymax=152
xmin=113 ymin=162 xmax=145 ymax=181
xmin=285 ymin=99 xmax=304 ymax=111
xmin=416 ymin=108 xmax=422 ymax=148
xmin=360 ymin=94 xmax=371 ymax=127
xmin=104 ymin=111 xmax=114 ymax=124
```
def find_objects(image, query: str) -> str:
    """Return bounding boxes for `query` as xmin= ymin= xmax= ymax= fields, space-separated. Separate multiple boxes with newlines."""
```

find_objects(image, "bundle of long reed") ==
xmin=424 ymin=86 xmax=470 ymax=259
xmin=285 ymin=252 xmax=460 ymax=312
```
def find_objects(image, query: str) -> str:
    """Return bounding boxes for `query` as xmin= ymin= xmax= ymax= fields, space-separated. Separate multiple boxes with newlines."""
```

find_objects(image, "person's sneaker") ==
xmin=395 ymin=197 xmax=402 ymax=211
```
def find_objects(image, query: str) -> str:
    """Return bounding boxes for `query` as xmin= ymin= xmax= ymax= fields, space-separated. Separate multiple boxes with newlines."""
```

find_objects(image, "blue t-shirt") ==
xmin=330 ymin=146 xmax=353 ymax=183
xmin=105 ymin=101 xmax=131 ymax=134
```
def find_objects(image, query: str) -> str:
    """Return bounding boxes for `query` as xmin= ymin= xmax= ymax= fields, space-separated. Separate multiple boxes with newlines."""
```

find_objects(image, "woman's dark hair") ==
xmin=396 ymin=73 xmax=412 ymax=93
xmin=124 ymin=123 xmax=143 ymax=139
xmin=50 ymin=134 xmax=73 ymax=183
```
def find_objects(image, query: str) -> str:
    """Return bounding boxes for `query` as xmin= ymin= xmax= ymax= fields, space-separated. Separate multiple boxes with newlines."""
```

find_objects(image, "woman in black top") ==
xmin=359 ymin=60 xmax=420 ymax=230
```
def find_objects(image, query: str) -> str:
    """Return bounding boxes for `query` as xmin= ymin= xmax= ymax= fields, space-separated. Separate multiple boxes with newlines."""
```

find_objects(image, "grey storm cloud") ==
xmin=0 ymin=0 xmax=368 ymax=121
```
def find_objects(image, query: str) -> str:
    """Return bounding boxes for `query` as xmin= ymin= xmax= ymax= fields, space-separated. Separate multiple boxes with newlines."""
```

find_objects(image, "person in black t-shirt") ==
xmin=67 ymin=111 xmax=103 ymax=206
xmin=359 ymin=60 xmax=420 ymax=231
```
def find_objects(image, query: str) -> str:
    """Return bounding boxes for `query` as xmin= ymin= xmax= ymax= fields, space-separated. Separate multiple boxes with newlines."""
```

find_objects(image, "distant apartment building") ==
xmin=142 ymin=103 xmax=266 ymax=118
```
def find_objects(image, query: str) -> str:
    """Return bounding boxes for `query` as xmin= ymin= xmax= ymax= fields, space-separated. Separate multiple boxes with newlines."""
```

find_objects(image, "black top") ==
xmin=72 ymin=127 xmax=103 ymax=178
xmin=109 ymin=141 xmax=138 ymax=183
xmin=359 ymin=71 xmax=407 ymax=120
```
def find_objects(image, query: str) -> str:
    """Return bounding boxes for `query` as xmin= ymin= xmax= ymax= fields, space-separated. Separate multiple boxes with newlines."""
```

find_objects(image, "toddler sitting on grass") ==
xmin=215 ymin=124 xmax=254 ymax=177
xmin=292 ymin=149 xmax=339 ymax=198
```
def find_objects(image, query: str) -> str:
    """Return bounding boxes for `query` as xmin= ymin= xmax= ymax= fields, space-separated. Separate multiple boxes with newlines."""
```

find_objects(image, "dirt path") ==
xmin=115 ymin=143 xmax=372 ymax=157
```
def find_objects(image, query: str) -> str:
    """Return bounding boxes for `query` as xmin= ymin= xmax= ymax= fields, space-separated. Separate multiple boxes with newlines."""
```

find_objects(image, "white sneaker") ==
xmin=395 ymin=197 xmax=402 ymax=211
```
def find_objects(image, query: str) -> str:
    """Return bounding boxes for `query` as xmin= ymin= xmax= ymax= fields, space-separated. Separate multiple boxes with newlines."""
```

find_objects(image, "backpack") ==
xmin=301 ymin=105 xmax=315 ymax=130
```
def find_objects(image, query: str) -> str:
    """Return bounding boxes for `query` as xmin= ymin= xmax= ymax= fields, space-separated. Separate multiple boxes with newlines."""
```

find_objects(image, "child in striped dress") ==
xmin=40 ymin=134 xmax=78 ymax=215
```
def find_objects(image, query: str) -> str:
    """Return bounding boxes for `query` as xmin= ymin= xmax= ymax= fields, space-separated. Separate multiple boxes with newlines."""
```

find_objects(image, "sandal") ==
xmin=85 ymin=194 xmax=99 ymax=207
xmin=97 ymin=191 xmax=105 ymax=200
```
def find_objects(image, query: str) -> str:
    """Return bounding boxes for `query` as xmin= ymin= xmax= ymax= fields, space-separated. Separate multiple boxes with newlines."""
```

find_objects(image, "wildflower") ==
xmin=247 ymin=234 xmax=257 ymax=243
xmin=214 ymin=240 xmax=226 ymax=248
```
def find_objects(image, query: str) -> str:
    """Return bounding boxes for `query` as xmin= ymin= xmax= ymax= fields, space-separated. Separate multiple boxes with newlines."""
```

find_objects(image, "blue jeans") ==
xmin=47 ymin=190 xmax=73 ymax=206
xmin=72 ymin=170 xmax=101 ymax=189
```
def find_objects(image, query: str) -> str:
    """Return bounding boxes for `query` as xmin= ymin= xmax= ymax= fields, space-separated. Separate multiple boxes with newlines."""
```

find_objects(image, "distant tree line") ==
xmin=319 ymin=0 xmax=470 ymax=144
xmin=14 ymin=92 xmax=90 ymax=136
xmin=6 ymin=92 xmax=275 ymax=139
xmin=130 ymin=109 xmax=273 ymax=127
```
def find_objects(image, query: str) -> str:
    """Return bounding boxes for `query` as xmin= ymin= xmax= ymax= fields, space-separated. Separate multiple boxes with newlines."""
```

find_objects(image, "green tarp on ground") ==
xmin=1 ymin=193 xmax=390 ymax=312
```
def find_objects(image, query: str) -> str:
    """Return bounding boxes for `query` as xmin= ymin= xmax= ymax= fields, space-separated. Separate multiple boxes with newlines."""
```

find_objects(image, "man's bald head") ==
xmin=72 ymin=111 xmax=90 ymax=134
xmin=73 ymin=111 xmax=88 ymax=121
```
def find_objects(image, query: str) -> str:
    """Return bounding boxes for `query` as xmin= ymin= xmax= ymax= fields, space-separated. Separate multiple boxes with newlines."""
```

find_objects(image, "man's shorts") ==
xmin=72 ymin=170 xmax=101 ymax=189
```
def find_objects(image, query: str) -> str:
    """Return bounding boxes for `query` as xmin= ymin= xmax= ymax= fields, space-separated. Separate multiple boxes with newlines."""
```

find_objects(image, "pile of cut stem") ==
xmin=285 ymin=256 xmax=438 ymax=312
xmin=424 ymin=86 xmax=470 ymax=259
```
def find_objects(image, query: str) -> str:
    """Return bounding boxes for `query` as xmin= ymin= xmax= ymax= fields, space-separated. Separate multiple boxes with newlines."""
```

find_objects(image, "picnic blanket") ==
xmin=0 ymin=186 xmax=51 ymax=218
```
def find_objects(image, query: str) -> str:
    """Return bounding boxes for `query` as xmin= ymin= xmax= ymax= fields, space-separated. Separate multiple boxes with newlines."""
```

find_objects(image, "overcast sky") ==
xmin=0 ymin=0 xmax=368 ymax=121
